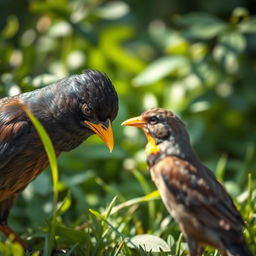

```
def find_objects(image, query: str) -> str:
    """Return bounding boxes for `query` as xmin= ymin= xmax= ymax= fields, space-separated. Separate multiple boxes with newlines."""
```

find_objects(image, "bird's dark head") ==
xmin=122 ymin=108 xmax=193 ymax=162
xmin=26 ymin=69 xmax=118 ymax=152
xmin=56 ymin=69 xmax=118 ymax=152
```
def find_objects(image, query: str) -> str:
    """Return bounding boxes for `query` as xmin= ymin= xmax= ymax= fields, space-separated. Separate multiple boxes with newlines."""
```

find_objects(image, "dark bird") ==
xmin=122 ymin=108 xmax=253 ymax=256
xmin=0 ymin=69 xmax=118 ymax=247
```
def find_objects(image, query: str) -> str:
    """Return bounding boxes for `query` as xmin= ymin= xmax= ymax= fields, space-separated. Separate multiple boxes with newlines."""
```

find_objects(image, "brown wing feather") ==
xmin=0 ymin=99 xmax=31 ymax=168
xmin=151 ymin=156 xmax=244 ymax=234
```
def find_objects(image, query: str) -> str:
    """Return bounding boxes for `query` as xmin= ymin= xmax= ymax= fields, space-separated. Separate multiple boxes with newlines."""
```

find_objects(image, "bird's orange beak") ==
xmin=84 ymin=119 xmax=114 ymax=152
xmin=121 ymin=116 xmax=146 ymax=128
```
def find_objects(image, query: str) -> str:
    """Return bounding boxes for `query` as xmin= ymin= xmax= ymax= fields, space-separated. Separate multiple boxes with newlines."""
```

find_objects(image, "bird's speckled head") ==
xmin=122 ymin=108 xmax=186 ymax=142
xmin=122 ymin=108 xmax=194 ymax=164
xmin=141 ymin=108 xmax=181 ymax=140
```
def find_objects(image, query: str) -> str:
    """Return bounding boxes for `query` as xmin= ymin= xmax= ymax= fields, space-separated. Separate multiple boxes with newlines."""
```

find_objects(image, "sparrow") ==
xmin=122 ymin=108 xmax=253 ymax=256
xmin=0 ymin=69 xmax=118 ymax=248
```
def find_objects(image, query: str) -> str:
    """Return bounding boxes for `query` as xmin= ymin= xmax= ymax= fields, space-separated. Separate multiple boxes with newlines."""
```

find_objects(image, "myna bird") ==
xmin=122 ymin=108 xmax=253 ymax=256
xmin=0 ymin=69 xmax=118 ymax=247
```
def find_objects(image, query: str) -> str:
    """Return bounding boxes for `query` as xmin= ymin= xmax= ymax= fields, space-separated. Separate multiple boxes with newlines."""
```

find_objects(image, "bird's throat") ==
xmin=145 ymin=132 xmax=160 ymax=156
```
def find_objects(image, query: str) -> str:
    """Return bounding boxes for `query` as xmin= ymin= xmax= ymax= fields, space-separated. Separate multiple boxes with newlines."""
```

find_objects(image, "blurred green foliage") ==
xmin=0 ymin=0 xmax=256 ymax=255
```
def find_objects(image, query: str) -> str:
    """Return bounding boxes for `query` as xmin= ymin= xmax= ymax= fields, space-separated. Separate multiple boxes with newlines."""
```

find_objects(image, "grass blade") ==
xmin=23 ymin=106 xmax=59 ymax=256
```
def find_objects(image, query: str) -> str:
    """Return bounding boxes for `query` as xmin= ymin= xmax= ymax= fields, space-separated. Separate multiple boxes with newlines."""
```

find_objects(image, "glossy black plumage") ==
xmin=0 ymin=69 xmax=118 ymax=247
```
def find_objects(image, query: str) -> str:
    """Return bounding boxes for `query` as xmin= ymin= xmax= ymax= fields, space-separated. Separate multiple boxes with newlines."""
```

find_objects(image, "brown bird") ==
xmin=122 ymin=108 xmax=253 ymax=256
xmin=0 ymin=69 xmax=118 ymax=247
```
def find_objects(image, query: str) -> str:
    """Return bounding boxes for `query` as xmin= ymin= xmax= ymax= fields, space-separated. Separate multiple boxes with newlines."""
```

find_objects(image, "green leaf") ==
xmin=61 ymin=171 xmax=95 ymax=188
xmin=131 ymin=169 xmax=155 ymax=229
xmin=55 ymin=225 xmax=88 ymax=244
xmin=128 ymin=234 xmax=170 ymax=252
xmin=175 ymin=233 xmax=184 ymax=255
xmin=99 ymin=190 xmax=159 ymax=217
xmin=176 ymin=13 xmax=226 ymax=39
xmin=56 ymin=190 xmax=72 ymax=216
xmin=239 ymin=18 xmax=256 ymax=33
xmin=224 ymin=181 xmax=240 ymax=196
xmin=30 ymin=0 xmax=71 ymax=19
xmin=77 ymin=144 xmax=126 ymax=159
xmin=216 ymin=154 xmax=227 ymax=182
xmin=246 ymin=173 xmax=253 ymax=207
xmin=167 ymin=39 xmax=189 ymax=55
xmin=48 ymin=21 xmax=72 ymax=37
xmin=187 ymin=24 xmax=226 ymax=39
xmin=133 ymin=56 xmax=187 ymax=86
xmin=95 ymin=1 xmax=130 ymax=20
xmin=100 ymin=26 xmax=145 ymax=74
xmin=177 ymin=12 xmax=225 ymax=26
xmin=213 ymin=32 xmax=246 ymax=73
xmin=231 ymin=7 xmax=250 ymax=25
xmin=89 ymin=209 xmax=103 ymax=220
xmin=29 ymin=74 xmax=60 ymax=88
xmin=218 ymin=32 xmax=246 ymax=54
xmin=1 ymin=15 xmax=19 ymax=39
xmin=104 ymin=196 xmax=118 ymax=219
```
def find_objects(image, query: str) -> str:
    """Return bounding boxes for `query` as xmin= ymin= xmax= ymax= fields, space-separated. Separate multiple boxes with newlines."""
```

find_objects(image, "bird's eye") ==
xmin=149 ymin=116 xmax=159 ymax=125
xmin=82 ymin=104 xmax=91 ymax=115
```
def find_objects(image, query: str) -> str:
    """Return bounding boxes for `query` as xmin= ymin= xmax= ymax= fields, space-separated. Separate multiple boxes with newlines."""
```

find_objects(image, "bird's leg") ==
xmin=196 ymin=247 xmax=204 ymax=256
xmin=222 ymin=250 xmax=228 ymax=256
xmin=187 ymin=238 xmax=204 ymax=256
xmin=0 ymin=224 xmax=30 ymax=250
xmin=0 ymin=197 xmax=30 ymax=250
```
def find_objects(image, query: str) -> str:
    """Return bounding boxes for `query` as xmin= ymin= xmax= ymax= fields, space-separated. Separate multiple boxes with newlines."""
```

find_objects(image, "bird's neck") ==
xmin=147 ymin=137 xmax=199 ymax=167
xmin=21 ymin=85 xmax=88 ymax=152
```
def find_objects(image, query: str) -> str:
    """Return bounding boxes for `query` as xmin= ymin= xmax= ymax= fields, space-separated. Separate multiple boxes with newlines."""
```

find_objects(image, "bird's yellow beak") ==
xmin=121 ymin=116 xmax=146 ymax=128
xmin=84 ymin=119 xmax=114 ymax=152
xmin=121 ymin=116 xmax=160 ymax=155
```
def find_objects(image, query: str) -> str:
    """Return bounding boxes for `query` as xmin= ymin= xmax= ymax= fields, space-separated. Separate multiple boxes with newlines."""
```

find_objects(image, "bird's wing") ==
xmin=152 ymin=156 xmax=244 ymax=233
xmin=0 ymin=98 xmax=31 ymax=169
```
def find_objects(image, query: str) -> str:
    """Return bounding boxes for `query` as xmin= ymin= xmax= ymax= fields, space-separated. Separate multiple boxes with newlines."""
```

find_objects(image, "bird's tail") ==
xmin=225 ymin=239 xmax=254 ymax=256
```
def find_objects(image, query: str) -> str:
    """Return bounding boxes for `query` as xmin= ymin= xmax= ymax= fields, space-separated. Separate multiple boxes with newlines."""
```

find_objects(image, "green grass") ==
xmin=0 ymin=109 xmax=255 ymax=256
xmin=23 ymin=106 xmax=59 ymax=256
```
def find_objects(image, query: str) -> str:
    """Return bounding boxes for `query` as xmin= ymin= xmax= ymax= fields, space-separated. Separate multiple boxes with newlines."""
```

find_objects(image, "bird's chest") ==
xmin=150 ymin=165 xmax=177 ymax=214
xmin=150 ymin=163 xmax=186 ymax=223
